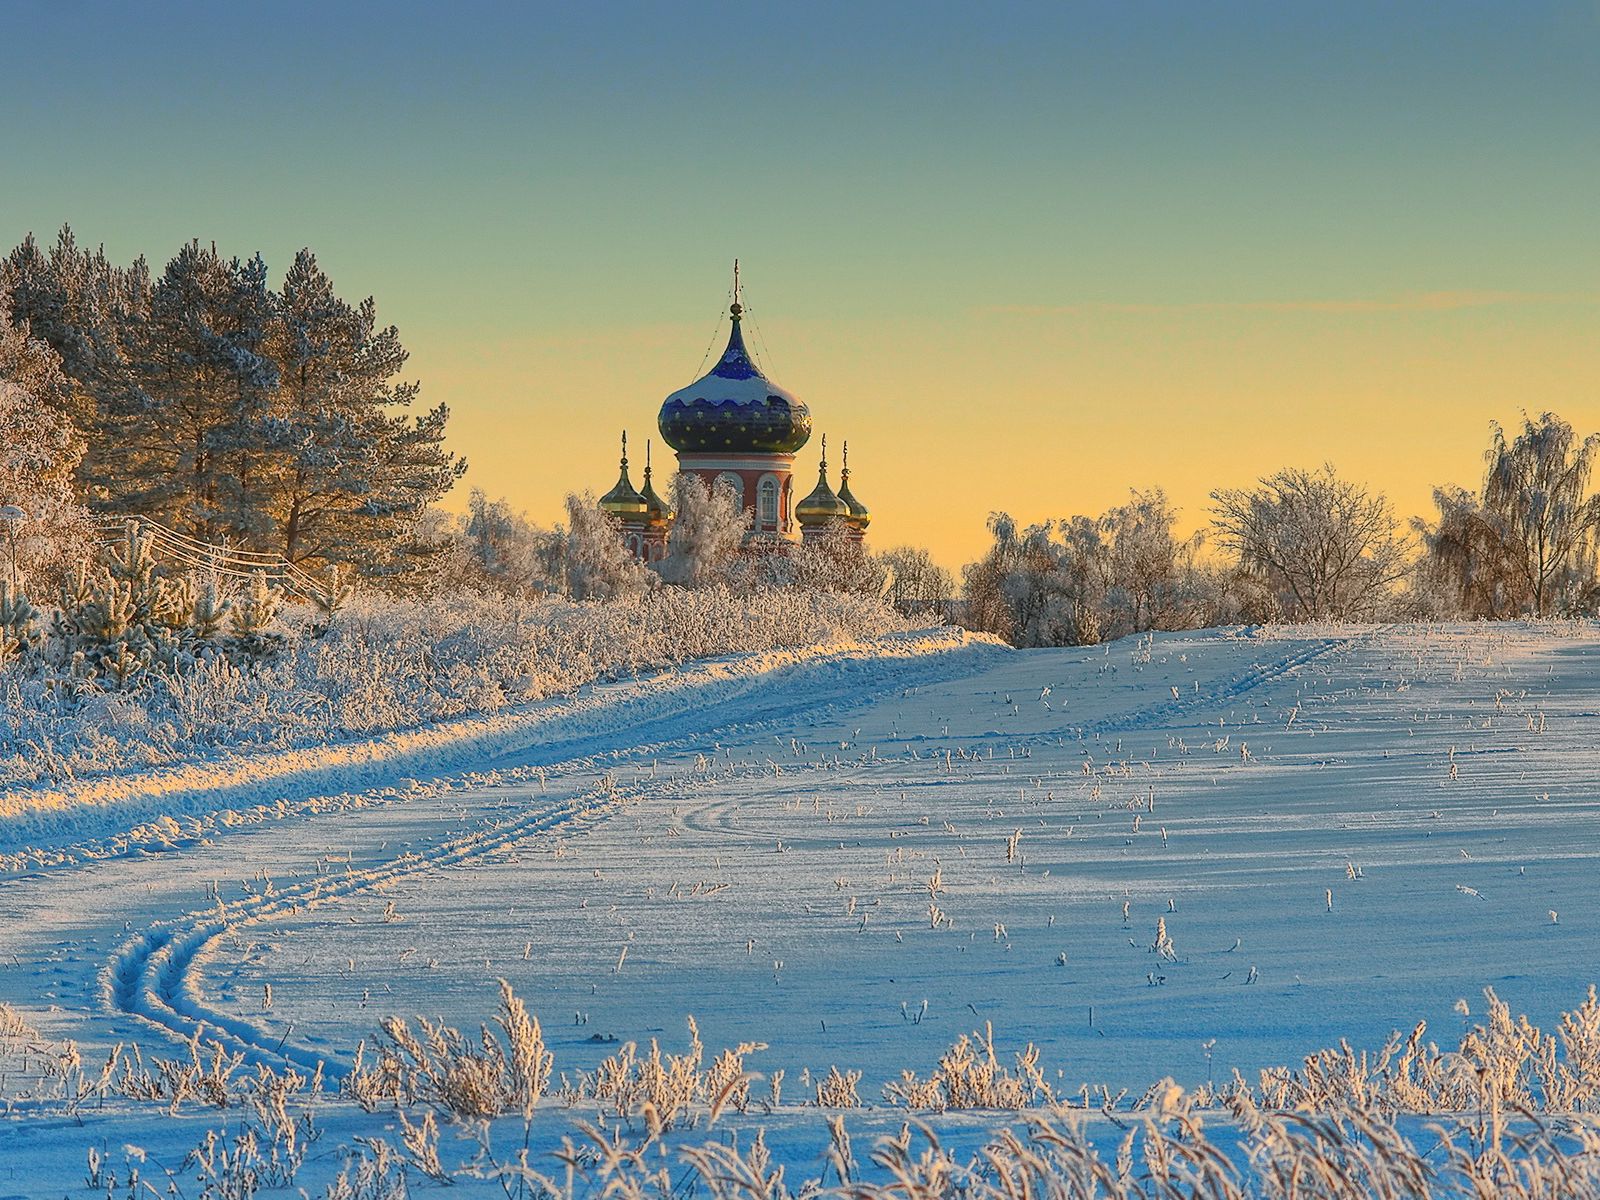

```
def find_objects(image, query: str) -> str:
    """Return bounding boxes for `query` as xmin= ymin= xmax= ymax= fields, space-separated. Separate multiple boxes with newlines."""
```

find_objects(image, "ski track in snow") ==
xmin=93 ymin=627 xmax=1353 ymax=1075
xmin=0 ymin=629 xmax=1006 ymax=871
xmin=1066 ymin=632 xmax=1367 ymax=739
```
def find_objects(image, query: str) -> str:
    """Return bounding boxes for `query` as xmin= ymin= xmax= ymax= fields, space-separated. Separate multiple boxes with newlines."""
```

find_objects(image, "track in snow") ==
xmin=97 ymin=629 xmax=1359 ymax=1075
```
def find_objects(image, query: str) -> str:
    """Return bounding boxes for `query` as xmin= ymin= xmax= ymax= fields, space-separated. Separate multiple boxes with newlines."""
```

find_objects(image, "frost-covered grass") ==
xmin=11 ymin=982 xmax=1600 ymax=1197
xmin=10 ymin=621 xmax=1600 ymax=1195
xmin=0 ymin=586 xmax=911 ymax=790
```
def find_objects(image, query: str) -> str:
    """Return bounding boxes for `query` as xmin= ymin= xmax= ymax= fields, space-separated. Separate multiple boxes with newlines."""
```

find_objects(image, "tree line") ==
xmin=1 ymin=227 xmax=463 ymax=578
xmin=4 ymin=225 xmax=1597 ymax=643
xmin=963 ymin=412 xmax=1600 ymax=647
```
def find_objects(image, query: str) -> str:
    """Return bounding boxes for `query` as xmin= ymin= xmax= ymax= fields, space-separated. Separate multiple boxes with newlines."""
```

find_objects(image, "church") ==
xmin=597 ymin=276 xmax=869 ymax=561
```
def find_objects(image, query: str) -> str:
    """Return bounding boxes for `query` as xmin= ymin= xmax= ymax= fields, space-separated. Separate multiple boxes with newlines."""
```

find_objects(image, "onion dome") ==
xmin=639 ymin=439 xmax=672 ymax=524
xmin=658 ymin=300 xmax=811 ymax=455
xmin=796 ymin=435 xmax=850 ymax=527
xmin=598 ymin=431 xmax=647 ymax=519
xmin=837 ymin=441 xmax=870 ymax=530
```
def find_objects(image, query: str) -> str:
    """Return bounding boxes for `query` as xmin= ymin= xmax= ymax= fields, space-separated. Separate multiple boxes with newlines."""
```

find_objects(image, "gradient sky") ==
xmin=3 ymin=1 xmax=1596 ymax=569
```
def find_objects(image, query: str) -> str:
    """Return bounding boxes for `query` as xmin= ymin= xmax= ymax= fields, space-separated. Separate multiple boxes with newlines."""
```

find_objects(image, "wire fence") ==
xmin=91 ymin=515 xmax=330 ymax=607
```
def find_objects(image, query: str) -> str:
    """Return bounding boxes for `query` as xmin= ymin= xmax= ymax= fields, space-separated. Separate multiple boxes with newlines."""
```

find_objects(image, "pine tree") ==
xmin=228 ymin=570 xmax=286 ymax=662
xmin=118 ymin=241 xmax=279 ymax=541
xmin=2 ymin=232 xmax=465 ymax=580
xmin=0 ymin=582 xmax=42 ymax=666
xmin=264 ymin=249 xmax=463 ymax=573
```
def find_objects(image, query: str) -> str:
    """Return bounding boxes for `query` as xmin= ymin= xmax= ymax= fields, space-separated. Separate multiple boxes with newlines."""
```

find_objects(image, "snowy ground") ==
xmin=2 ymin=621 xmax=1599 ymax=1192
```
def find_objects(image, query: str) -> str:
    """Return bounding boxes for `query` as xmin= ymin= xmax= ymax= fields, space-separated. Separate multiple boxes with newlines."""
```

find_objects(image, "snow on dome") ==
xmin=658 ymin=309 xmax=812 ymax=455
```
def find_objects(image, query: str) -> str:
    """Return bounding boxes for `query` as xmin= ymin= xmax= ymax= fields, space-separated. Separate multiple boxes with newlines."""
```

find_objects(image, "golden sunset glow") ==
xmin=5 ymin=3 xmax=1596 ymax=569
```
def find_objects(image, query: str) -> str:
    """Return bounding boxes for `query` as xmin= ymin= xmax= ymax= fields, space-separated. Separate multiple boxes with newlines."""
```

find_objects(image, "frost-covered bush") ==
xmin=0 ymin=583 xmax=910 ymax=788
xmin=0 ymin=294 xmax=94 ymax=594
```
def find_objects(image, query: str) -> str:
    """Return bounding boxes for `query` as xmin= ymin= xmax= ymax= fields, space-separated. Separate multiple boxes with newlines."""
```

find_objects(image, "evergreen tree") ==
xmin=1 ymin=231 xmax=464 ymax=580
xmin=117 ymin=241 xmax=279 ymax=541
xmin=265 ymin=249 xmax=464 ymax=573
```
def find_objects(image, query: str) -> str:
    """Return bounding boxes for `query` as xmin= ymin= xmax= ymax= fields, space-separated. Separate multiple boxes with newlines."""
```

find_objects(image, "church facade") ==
xmin=599 ymin=286 xmax=868 ymax=560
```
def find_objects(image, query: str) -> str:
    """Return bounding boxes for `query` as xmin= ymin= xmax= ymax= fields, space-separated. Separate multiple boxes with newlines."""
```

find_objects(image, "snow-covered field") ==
xmin=3 ymin=621 xmax=1599 ymax=1194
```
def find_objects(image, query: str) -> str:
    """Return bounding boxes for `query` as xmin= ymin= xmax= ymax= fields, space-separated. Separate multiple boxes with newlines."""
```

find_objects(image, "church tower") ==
xmin=598 ymin=265 xmax=869 ymax=558
xmin=655 ymin=265 xmax=811 ymax=540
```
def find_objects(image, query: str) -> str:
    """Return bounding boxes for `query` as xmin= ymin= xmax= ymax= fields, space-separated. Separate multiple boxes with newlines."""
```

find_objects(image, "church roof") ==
xmin=658 ymin=302 xmax=812 ymax=455
xmin=796 ymin=435 xmax=850 ymax=526
xmin=598 ymin=432 xmax=647 ymax=518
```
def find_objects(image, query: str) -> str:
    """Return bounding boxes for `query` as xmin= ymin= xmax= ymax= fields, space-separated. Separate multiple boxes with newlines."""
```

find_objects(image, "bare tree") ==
xmin=1099 ymin=488 xmax=1205 ymax=633
xmin=561 ymin=493 xmax=652 ymax=601
xmin=1211 ymin=465 xmax=1406 ymax=621
xmin=1483 ymin=413 xmax=1600 ymax=616
xmin=875 ymin=544 xmax=954 ymax=619
xmin=655 ymin=473 xmax=750 ymax=588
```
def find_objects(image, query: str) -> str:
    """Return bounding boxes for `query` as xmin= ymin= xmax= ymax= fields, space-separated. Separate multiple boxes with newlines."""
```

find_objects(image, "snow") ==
xmin=3 ymin=621 xmax=1600 ymax=1192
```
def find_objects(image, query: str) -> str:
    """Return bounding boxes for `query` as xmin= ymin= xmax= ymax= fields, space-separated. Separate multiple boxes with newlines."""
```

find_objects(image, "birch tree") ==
xmin=1482 ymin=413 xmax=1600 ymax=616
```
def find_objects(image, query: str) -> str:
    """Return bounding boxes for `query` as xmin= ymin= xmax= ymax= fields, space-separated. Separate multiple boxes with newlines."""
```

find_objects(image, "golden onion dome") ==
xmin=796 ymin=435 xmax=850 ymax=527
xmin=837 ymin=441 xmax=870 ymax=529
xmin=599 ymin=431 xmax=648 ymax=518
xmin=639 ymin=439 xmax=672 ymax=524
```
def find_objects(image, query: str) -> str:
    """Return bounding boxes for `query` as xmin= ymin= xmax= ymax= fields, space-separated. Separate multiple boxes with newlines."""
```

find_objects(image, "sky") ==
xmin=2 ymin=1 xmax=1597 ymax=569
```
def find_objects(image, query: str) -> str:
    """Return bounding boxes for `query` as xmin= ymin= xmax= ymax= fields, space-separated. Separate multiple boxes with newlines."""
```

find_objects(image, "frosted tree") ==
xmin=1482 ymin=413 xmax=1600 ymax=616
xmin=1413 ymin=485 xmax=1526 ymax=618
xmin=457 ymin=490 xmax=565 ymax=594
xmin=1099 ymin=489 xmax=1205 ymax=634
xmin=1211 ymin=465 xmax=1407 ymax=621
xmin=789 ymin=520 xmax=884 ymax=594
xmin=0 ymin=582 xmax=42 ymax=666
xmin=2 ymin=231 xmax=465 ymax=580
xmin=961 ymin=514 xmax=1099 ymax=647
xmin=0 ymin=226 xmax=145 ymax=438
xmin=656 ymin=473 xmax=750 ymax=588
xmin=265 ymin=249 xmax=464 ymax=573
xmin=561 ymin=493 xmax=651 ymax=601
xmin=116 ymin=241 xmax=280 ymax=541
xmin=0 ymin=293 xmax=92 ymax=591
xmin=228 ymin=570 xmax=287 ymax=661
xmin=875 ymin=545 xmax=954 ymax=618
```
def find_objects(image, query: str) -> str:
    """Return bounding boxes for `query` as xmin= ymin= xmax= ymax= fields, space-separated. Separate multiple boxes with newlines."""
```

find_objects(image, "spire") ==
xmin=639 ymin=437 xmax=671 ymax=522
xmin=730 ymin=258 xmax=742 ymax=321
xmin=599 ymin=428 xmax=647 ymax=518
xmin=838 ymin=438 xmax=871 ymax=530
xmin=796 ymin=432 xmax=849 ymax=528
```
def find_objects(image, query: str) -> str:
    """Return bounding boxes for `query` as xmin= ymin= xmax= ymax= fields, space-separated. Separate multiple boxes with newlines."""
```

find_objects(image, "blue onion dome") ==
xmin=658 ymin=302 xmax=812 ymax=455
xmin=796 ymin=435 xmax=850 ymax=527
xmin=837 ymin=441 xmax=870 ymax=529
xmin=639 ymin=440 xmax=672 ymax=523
xmin=599 ymin=431 xmax=648 ymax=518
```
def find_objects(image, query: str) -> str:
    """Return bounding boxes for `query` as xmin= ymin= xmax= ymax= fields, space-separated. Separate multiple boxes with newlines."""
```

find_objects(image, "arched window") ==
xmin=758 ymin=476 xmax=779 ymax=528
xmin=715 ymin=472 xmax=744 ymax=506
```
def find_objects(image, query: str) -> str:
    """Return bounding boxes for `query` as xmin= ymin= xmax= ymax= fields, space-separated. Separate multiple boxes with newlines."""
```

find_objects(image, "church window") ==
xmin=758 ymin=476 xmax=779 ymax=527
